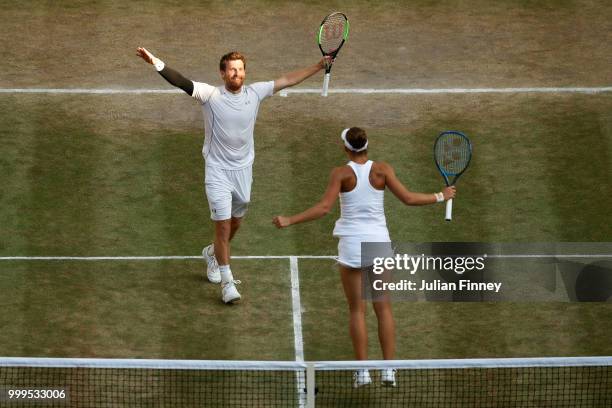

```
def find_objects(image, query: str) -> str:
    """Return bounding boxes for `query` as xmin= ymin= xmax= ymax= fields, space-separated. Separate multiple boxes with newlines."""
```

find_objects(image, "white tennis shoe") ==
xmin=381 ymin=369 xmax=397 ymax=387
xmin=353 ymin=369 xmax=372 ymax=388
xmin=222 ymin=280 xmax=241 ymax=304
xmin=202 ymin=245 xmax=221 ymax=283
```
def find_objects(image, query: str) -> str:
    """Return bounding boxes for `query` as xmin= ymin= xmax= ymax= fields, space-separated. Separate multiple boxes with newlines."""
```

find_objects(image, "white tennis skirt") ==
xmin=337 ymin=234 xmax=392 ymax=269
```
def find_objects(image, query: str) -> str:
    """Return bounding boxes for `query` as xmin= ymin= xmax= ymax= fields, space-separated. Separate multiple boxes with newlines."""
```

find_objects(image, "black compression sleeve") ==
xmin=158 ymin=65 xmax=194 ymax=96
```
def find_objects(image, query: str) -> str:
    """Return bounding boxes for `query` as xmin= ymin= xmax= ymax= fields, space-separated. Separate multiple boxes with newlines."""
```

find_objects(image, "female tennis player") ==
xmin=273 ymin=127 xmax=455 ymax=387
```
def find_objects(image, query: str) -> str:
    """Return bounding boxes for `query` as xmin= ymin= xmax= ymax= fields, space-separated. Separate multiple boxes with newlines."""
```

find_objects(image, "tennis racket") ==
xmin=317 ymin=12 xmax=349 ymax=97
xmin=434 ymin=131 xmax=472 ymax=221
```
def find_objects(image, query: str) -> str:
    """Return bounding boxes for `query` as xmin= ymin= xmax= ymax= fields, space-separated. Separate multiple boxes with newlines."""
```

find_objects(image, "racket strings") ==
xmin=320 ymin=14 xmax=347 ymax=54
xmin=435 ymin=134 xmax=471 ymax=175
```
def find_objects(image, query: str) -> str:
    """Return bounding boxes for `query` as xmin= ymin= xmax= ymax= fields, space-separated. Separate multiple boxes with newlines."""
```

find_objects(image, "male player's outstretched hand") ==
xmin=272 ymin=216 xmax=291 ymax=229
xmin=136 ymin=47 xmax=156 ymax=65
xmin=320 ymin=55 xmax=335 ymax=70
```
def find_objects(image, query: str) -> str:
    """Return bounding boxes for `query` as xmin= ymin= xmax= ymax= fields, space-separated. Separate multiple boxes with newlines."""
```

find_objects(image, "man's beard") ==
xmin=226 ymin=77 xmax=244 ymax=91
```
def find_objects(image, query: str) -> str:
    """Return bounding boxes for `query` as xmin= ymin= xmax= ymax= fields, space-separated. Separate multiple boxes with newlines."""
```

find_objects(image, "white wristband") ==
xmin=152 ymin=57 xmax=165 ymax=72
xmin=435 ymin=192 xmax=444 ymax=203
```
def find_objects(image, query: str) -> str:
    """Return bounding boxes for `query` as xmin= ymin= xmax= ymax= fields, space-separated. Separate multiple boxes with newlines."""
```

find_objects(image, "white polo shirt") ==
xmin=192 ymin=81 xmax=274 ymax=170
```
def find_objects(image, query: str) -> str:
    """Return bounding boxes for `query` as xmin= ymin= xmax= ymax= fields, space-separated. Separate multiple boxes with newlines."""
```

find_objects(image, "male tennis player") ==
xmin=273 ymin=128 xmax=455 ymax=387
xmin=137 ymin=47 xmax=331 ymax=304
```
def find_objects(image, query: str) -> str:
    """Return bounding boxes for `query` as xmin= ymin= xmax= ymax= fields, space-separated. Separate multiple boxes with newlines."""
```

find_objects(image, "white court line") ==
xmin=0 ymin=255 xmax=337 ymax=260
xmin=0 ymin=87 xmax=611 ymax=95
xmin=289 ymin=256 xmax=306 ymax=408
xmin=0 ymin=255 xmax=610 ymax=261
xmin=486 ymin=254 xmax=612 ymax=258
xmin=278 ymin=87 xmax=612 ymax=96
xmin=0 ymin=89 xmax=181 ymax=94
xmin=289 ymin=257 xmax=305 ymax=362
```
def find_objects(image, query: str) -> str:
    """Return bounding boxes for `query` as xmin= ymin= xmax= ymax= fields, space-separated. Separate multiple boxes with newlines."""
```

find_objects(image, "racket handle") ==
xmin=445 ymin=198 xmax=453 ymax=221
xmin=322 ymin=73 xmax=330 ymax=97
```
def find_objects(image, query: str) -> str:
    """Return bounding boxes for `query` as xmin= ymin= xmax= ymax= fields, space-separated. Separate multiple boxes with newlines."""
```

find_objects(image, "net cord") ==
xmin=1 ymin=356 xmax=610 ymax=371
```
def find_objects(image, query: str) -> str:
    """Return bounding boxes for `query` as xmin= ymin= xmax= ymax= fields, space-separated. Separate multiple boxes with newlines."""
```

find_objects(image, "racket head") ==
xmin=317 ymin=12 xmax=349 ymax=69
xmin=434 ymin=130 xmax=472 ymax=185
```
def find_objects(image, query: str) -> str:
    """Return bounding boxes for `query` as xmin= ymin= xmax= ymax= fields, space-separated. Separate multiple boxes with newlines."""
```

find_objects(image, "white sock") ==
xmin=207 ymin=243 xmax=215 ymax=257
xmin=219 ymin=265 xmax=233 ymax=284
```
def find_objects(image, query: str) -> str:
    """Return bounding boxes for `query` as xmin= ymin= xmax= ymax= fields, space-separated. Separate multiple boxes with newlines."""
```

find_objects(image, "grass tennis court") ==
xmin=1 ymin=0 xmax=611 ymax=379
xmin=2 ymin=255 xmax=611 ymax=361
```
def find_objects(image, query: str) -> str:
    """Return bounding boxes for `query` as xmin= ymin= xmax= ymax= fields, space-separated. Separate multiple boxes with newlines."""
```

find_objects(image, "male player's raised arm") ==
xmin=273 ymin=56 xmax=333 ymax=93
xmin=138 ymin=46 xmax=331 ymax=96
xmin=136 ymin=47 xmax=194 ymax=95
xmin=380 ymin=162 xmax=456 ymax=205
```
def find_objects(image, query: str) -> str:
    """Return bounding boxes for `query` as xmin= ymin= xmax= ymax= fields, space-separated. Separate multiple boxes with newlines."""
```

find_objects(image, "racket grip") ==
xmin=445 ymin=198 xmax=453 ymax=221
xmin=322 ymin=73 xmax=330 ymax=97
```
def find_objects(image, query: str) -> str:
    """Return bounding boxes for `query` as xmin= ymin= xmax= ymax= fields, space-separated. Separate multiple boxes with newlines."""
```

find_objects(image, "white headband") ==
xmin=341 ymin=128 xmax=368 ymax=152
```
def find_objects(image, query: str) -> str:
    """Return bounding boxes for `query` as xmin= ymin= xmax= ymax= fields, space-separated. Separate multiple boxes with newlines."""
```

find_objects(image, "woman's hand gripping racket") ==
xmin=434 ymin=131 xmax=472 ymax=221
xmin=317 ymin=12 xmax=349 ymax=96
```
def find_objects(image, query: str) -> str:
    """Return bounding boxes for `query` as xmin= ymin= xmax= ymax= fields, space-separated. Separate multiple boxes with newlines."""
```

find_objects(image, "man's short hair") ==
xmin=220 ymin=51 xmax=246 ymax=71
xmin=347 ymin=127 xmax=368 ymax=151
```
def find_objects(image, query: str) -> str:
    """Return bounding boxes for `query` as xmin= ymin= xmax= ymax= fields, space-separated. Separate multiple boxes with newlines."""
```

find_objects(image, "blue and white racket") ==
xmin=434 ymin=131 xmax=472 ymax=221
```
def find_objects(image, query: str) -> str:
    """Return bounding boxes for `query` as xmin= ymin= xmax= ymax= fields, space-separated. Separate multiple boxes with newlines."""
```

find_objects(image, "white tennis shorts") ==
xmin=205 ymin=165 xmax=253 ymax=221
xmin=337 ymin=235 xmax=392 ymax=269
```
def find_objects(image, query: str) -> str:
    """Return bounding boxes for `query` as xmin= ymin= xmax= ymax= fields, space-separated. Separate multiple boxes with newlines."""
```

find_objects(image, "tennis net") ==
xmin=0 ymin=356 xmax=610 ymax=407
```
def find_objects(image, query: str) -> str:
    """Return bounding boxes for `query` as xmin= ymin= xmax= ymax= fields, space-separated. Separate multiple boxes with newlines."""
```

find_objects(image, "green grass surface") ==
xmin=299 ymin=259 xmax=612 ymax=360
xmin=0 ymin=93 xmax=611 ymax=362
xmin=2 ymin=93 xmax=612 ymax=258
xmin=0 ymin=259 xmax=295 ymax=360
xmin=0 ymin=0 xmax=611 ymax=372
xmin=0 ymin=2 xmax=611 ymax=406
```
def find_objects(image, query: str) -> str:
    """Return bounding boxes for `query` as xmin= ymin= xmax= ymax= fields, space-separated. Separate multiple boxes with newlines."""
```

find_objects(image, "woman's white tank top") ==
xmin=332 ymin=160 xmax=390 ymax=239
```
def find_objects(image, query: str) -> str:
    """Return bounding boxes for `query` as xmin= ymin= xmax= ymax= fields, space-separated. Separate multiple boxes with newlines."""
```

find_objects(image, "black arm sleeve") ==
xmin=158 ymin=65 xmax=194 ymax=96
